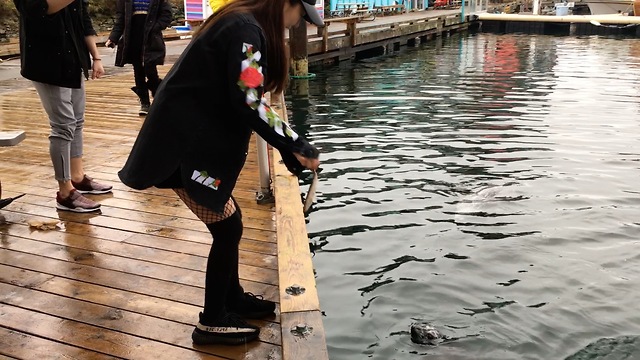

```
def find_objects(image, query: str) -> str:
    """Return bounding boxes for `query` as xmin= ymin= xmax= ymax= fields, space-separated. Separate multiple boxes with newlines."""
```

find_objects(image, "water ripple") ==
xmin=290 ymin=33 xmax=640 ymax=359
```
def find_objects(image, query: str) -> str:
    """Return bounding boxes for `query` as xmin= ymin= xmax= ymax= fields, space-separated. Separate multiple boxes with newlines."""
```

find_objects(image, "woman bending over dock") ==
xmin=118 ymin=0 xmax=323 ymax=345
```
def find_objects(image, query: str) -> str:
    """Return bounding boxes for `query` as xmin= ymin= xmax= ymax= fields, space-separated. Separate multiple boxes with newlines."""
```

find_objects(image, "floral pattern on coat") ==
xmin=237 ymin=43 xmax=299 ymax=141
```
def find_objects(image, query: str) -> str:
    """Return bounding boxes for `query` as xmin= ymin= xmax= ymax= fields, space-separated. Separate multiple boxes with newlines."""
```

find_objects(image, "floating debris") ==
xmin=285 ymin=284 xmax=306 ymax=296
xmin=27 ymin=219 xmax=60 ymax=231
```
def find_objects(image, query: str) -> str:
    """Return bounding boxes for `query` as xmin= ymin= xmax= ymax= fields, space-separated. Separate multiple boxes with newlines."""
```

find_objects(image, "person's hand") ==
xmin=105 ymin=39 xmax=115 ymax=48
xmin=294 ymin=152 xmax=320 ymax=171
xmin=92 ymin=59 xmax=105 ymax=79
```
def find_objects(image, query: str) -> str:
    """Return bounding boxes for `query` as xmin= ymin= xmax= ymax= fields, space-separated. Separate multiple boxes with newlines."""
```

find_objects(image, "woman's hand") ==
xmin=92 ymin=59 xmax=105 ymax=79
xmin=294 ymin=152 xmax=320 ymax=171
xmin=105 ymin=39 xmax=115 ymax=48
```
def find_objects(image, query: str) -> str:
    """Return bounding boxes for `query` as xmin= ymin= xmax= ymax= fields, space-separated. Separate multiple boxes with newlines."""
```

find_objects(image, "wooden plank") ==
xmin=0 ymin=303 xmax=226 ymax=360
xmin=0 ymin=263 xmax=280 ymax=334
xmin=280 ymin=311 xmax=329 ymax=360
xmin=269 ymin=95 xmax=328 ymax=359
xmin=270 ymin=98 xmax=320 ymax=314
xmin=0 ymin=326 xmax=119 ymax=360
xmin=272 ymin=151 xmax=320 ymax=313
xmin=0 ymin=177 xmax=274 ymax=222
xmin=1 ymin=220 xmax=277 ymax=272
xmin=0 ymin=282 xmax=281 ymax=358
xmin=0 ymin=204 xmax=276 ymax=255
xmin=0 ymin=198 xmax=276 ymax=244
xmin=0 ymin=234 xmax=279 ymax=287
xmin=0 ymin=261 xmax=175 ymax=314
xmin=0 ymin=181 xmax=272 ymax=216
xmin=123 ymin=233 xmax=277 ymax=259
xmin=0 ymin=248 xmax=278 ymax=308
xmin=273 ymin=152 xmax=320 ymax=313
xmin=0 ymin=188 xmax=277 ymax=244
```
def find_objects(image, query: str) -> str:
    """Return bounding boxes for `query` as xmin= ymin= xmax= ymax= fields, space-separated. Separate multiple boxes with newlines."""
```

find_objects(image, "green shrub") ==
xmin=0 ymin=0 xmax=16 ymax=18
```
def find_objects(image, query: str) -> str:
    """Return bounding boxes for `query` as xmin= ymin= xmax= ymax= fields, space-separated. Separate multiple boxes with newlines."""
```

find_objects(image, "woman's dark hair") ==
xmin=195 ymin=0 xmax=296 ymax=94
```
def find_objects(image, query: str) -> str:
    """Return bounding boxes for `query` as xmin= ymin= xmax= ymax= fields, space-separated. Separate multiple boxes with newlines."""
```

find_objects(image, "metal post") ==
xmin=255 ymin=95 xmax=275 ymax=204
xmin=255 ymin=135 xmax=273 ymax=204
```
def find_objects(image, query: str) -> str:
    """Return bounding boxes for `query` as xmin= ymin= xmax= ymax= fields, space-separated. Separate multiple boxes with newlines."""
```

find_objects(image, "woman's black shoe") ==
xmin=227 ymin=292 xmax=276 ymax=319
xmin=192 ymin=311 xmax=260 ymax=345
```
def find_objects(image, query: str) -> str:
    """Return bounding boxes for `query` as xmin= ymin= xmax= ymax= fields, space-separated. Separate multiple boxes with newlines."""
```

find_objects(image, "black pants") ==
xmin=129 ymin=14 xmax=161 ymax=105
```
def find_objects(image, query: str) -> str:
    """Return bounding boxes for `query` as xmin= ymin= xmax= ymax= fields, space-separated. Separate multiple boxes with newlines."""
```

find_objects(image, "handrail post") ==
xmin=256 ymin=135 xmax=273 ymax=204
xmin=255 ymin=93 xmax=275 ymax=204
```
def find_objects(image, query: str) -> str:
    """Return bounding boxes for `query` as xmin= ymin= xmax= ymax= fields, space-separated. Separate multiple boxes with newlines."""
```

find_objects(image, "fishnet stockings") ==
xmin=173 ymin=188 xmax=236 ymax=224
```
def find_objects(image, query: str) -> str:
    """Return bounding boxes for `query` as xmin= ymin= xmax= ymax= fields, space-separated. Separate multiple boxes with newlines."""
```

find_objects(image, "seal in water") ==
xmin=410 ymin=322 xmax=443 ymax=345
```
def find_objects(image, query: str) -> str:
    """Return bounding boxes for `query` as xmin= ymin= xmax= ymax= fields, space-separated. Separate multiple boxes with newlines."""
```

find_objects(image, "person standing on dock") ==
xmin=106 ymin=0 xmax=173 ymax=116
xmin=118 ymin=0 xmax=324 ymax=346
xmin=13 ymin=0 xmax=113 ymax=213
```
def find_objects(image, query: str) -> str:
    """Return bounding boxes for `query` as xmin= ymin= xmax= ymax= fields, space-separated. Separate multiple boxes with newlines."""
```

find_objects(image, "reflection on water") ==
xmin=288 ymin=33 xmax=640 ymax=359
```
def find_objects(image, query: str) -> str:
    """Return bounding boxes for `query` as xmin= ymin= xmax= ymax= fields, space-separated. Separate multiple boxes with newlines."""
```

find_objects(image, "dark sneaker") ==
xmin=56 ymin=190 xmax=101 ymax=213
xmin=72 ymin=175 xmax=113 ymax=195
xmin=192 ymin=311 xmax=260 ymax=345
xmin=228 ymin=292 xmax=276 ymax=319
xmin=139 ymin=103 xmax=150 ymax=116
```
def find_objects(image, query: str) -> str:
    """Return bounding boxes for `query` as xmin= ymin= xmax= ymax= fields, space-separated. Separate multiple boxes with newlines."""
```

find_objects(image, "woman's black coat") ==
xmin=108 ymin=0 xmax=172 ymax=67
xmin=118 ymin=13 xmax=317 ymax=212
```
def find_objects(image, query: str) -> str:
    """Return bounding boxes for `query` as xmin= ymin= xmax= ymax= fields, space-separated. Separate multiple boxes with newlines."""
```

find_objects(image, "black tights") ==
xmin=175 ymin=189 xmax=245 ymax=324
xmin=203 ymin=210 xmax=244 ymax=322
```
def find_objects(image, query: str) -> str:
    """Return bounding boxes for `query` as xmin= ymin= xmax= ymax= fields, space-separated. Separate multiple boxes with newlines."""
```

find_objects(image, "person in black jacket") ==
xmin=106 ymin=0 xmax=172 ymax=115
xmin=118 ymin=0 xmax=324 ymax=346
xmin=14 ymin=0 xmax=113 ymax=213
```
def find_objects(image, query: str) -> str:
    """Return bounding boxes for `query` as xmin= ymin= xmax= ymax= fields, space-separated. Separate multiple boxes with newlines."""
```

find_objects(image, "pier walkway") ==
xmin=0 ymin=67 xmax=326 ymax=359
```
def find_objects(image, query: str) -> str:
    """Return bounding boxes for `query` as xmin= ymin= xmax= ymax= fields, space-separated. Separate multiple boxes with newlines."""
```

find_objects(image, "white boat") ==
xmin=582 ymin=0 xmax=635 ymax=15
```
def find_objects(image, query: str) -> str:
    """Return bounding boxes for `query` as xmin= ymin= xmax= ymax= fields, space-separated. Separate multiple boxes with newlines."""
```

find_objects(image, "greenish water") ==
xmin=287 ymin=33 xmax=640 ymax=359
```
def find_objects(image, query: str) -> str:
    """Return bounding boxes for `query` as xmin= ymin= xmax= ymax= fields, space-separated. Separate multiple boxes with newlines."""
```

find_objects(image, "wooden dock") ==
xmin=477 ymin=13 xmax=640 ymax=36
xmin=0 ymin=67 xmax=327 ymax=358
xmin=306 ymin=10 xmax=470 ymax=63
